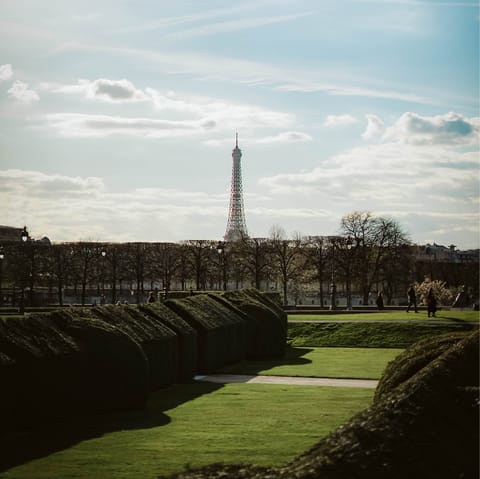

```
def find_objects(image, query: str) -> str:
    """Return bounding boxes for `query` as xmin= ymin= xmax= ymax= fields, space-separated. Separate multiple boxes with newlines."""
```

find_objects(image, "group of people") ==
xmin=406 ymin=285 xmax=437 ymax=317
xmin=375 ymin=286 xmax=438 ymax=317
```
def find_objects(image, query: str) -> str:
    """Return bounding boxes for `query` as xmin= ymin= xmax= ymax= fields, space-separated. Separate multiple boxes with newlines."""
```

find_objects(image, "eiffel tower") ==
xmin=224 ymin=133 xmax=248 ymax=241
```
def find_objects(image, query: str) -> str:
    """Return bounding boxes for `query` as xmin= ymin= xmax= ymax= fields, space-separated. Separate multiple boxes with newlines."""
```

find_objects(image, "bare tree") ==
xmin=183 ymin=240 xmax=215 ymax=291
xmin=340 ymin=212 xmax=410 ymax=305
xmin=268 ymin=226 xmax=306 ymax=305
xmin=235 ymin=237 xmax=271 ymax=290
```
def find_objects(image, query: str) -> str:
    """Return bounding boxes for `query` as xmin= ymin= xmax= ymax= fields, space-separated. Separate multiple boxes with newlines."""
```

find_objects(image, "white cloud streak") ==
xmin=0 ymin=64 xmax=13 ymax=81
xmin=162 ymin=12 xmax=313 ymax=40
xmin=7 ymin=80 xmax=39 ymax=104
xmin=324 ymin=114 xmax=358 ymax=127
xmin=40 ymin=78 xmax=295 ymax=138
xmin=43 ymin=113 xmax=216 ymax=138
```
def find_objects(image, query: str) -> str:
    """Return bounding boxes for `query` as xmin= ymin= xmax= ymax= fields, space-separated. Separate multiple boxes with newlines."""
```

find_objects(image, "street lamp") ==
xmin=216 ymin=241 xmax=227 ymax=291
xmin=100 ymin=250 xmax=107 ymax=302
xmin=346 ymin=237 xmax=354 ymax=310
xmin=0 ymin=248 xmax=4 ymax=306
xmin=329 ymin=239 xmax=336 ymax=311
xmin=20 ymin=226 xmax=30 ymax=314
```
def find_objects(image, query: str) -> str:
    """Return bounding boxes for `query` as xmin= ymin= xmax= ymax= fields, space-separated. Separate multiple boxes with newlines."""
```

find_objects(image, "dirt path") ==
xmin=195 ymin=374 xmax=378 ymax=389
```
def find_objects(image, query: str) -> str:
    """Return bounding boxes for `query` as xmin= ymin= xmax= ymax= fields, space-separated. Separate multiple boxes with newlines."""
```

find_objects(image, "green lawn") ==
xmin=1 ymin=347 xmax=393 ymax=479
xmin=3 ymin=383 xmax=374 ymax=479
xmin=288 ymin=310 xmax=480 ymax=322
xmin=219 ymin=346 xmax=402 ymax=379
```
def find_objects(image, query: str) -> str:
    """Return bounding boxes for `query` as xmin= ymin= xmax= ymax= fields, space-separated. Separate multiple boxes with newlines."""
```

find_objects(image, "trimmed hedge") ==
xmin=222 ymin=289 xmax=287 ymax=358
xmin=0 ymin=288 xmax=289 ymax=430
xmin=0 ymin=311 xmax=149 ymax=431
xmin=139 ymin=302 xmax=197 ymax=382
xmin=165 ymin=295 xmax=247 ymax=373
xmin=84 ymin=305 xmax=178 ymax=390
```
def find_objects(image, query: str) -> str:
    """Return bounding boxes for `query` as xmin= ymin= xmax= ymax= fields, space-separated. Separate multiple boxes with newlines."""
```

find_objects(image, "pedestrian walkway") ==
xmin=194 ymin=374 xmax=378 ymax=389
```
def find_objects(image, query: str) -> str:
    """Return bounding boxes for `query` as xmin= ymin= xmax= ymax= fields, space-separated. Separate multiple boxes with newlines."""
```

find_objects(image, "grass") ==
xmin=288 ymin=310 xmax=480 ymax=322
xmin=288 ymin=320 xmax=478 ymax=348
xmin=218 ymin=346 xmax=402 ymax=379
xmin=2 ymin=382 xmax=374 ymax=479
xmin=0 ymin=346 xmax=395 ymax=479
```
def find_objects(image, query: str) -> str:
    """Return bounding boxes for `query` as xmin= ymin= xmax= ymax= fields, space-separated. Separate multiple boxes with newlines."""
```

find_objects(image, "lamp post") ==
xmin=329 ymin=239 xmax=336 ymax=311
xmin=101 ymin=249 xmax=107 ymax=299
xmin=20 ymin=226 xmax=30 ymax=314
xmin=0 ymin=248 xmax=4 ymax=307
xmin=216 ymin=241 xmax=227 ymax=291
xmin=345 ymin=237 xmax=354 ymax=310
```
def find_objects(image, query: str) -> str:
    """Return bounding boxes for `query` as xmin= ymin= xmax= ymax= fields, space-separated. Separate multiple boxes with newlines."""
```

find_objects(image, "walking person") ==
xmin=376 ymin=291 xmax=384 ymax=310
xmin=147 ymin=291 xmax=156 ymax=303
xmin=406 ymin=285 xmax=418 ymax=313
xmin=425 ymin=287 xmax=437 ymax=318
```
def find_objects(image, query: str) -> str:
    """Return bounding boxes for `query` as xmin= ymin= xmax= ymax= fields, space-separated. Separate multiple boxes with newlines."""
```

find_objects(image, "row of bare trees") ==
xmin=0 ymin=212 xmax=476 ymax=306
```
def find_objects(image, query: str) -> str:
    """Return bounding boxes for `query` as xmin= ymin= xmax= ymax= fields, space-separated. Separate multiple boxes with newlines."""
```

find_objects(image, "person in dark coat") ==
xmin=406 ymin=285 xmax=418 ymax=313
xmin=147 ymin=291 xmax=156 ymax=303
xmin=425 ymin=287 xmax=437 ymax=317
xmin=376 ymin=291 xmax=384 ymax=310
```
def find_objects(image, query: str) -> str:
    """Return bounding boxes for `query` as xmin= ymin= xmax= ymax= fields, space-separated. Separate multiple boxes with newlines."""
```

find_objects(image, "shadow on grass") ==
xmin=217 ymin=346 xmax=314 ymax=375
xmin=434 ymin=313 xmax=477 ymax=323
xmin=0 ymin=381 xmax=222 ymax=473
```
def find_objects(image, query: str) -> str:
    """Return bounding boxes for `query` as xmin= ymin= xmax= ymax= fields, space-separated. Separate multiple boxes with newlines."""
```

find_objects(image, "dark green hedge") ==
xmin=165 ymin=295 xmax=246 ymax=373
xmin=0 ymin=289 xmax=289 ymax=430
xmin=139 ymin=302 xmax=197 ymax=382
xmin=84 ymin=305 xmax=178 ymax=390
xmin=0 ymin=311 xmax=149 ymax=431
xmin=222 ymin=289 xmax=287 ymax=358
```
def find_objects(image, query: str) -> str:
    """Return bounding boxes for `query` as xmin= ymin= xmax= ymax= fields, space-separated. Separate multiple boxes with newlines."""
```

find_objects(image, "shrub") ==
xmin=222 ymin=289 xmax=287 ymax=358
xmin=86 ymin=305 xmax=178 ymax=390
xmin=48 ymin=309 xmax=150 ymax=413
xmin=139 ymin=302 xmax=197 ymax=382
xmin=165 ymin=295 xmax=246 ymax=373
xmin=0 ymin=310 xmax=149 ymax=430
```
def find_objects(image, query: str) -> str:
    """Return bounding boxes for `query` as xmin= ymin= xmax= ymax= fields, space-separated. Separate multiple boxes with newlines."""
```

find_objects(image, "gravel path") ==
xmin=194 ymin=374 xmax=378 ymax=389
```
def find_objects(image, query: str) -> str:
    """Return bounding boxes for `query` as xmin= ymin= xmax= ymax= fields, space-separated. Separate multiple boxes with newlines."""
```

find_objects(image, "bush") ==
xmin=374 ymin=332 xmax=469 ymax=400
xmin=48 ymin=309 xmax=150 ymax=413
xmin=139 ymin=302 xmax=197 ymax=382
xmin=222 ymin=289 xmax=287 ymax=358
xmin=165 ymin=295 xmax=246 ymax=373
xmin=0 ymin=310 xmax=149 ymax=431
xmin=84 ymin=305 xmax=178 ymax=390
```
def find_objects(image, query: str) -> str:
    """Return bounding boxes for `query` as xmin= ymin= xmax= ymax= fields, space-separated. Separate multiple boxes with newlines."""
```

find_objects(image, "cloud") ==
xmin=362 ymin=114 xmax=385 ymax=140
xmin=385 ymin=112 xmax=480 ymax=145
xmin=203 ymin=131 xmax=311 ymax=147
xmin=87 ymin=78 xmax=148 ymax=102
xmin=164 ymin=12 xmax=313 ymax=40
xmin=7 ymin=80 xmax=39 ymax=104
xmin=0 ymin=168 xmax=230 ymax=242
xmin=258 ymin=110 xmax=479 ymax=247
xmin=0 ymin=169 xmax=104 ymax=197
xmin=43 ymin=113 xmax=216 ymax=138
xmin=40 ymin=78 xmax=295 ymax=138
xmin=323 ymin=114 xmax=358 ymax=127
xmin=254 ymin=131 xmax=312 ymax=144
xmin=42 ymin=78 xmax=148 ymax=102
xmin=0 ymin=64 xmax=13 ymax=81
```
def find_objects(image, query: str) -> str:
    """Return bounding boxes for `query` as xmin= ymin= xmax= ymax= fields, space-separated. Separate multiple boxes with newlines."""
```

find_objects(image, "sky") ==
xmin=0 ymin=0 xmax=478 ymax=248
